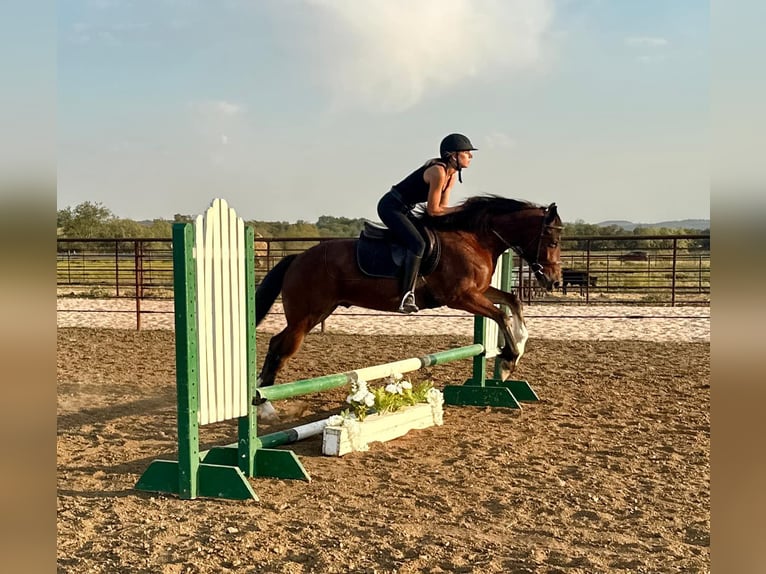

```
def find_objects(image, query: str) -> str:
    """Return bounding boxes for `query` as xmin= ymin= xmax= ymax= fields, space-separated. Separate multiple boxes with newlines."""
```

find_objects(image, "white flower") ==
xmin=401 ymin=380 xmax=412 ymax=390
xmin=392 ymin=373 xmax=403 ymax=381
xmin=327 ymin=412 xmax=358 ymax=428
xmin=364 ymin=393 xmax=375 ymax=407
xmin=385 ymin=383 xmax=401 ymax=395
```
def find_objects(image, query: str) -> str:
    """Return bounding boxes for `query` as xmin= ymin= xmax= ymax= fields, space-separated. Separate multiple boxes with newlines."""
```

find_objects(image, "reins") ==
xmin=491 ymin=205 xmax=562 ymax=283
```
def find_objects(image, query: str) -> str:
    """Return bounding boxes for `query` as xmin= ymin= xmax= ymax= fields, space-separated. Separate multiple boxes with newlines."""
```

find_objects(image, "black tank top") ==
xmin=391 ymin=159 xmax=447 ymax=207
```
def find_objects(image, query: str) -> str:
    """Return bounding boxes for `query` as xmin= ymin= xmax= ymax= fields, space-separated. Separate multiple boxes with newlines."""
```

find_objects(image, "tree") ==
xmin=316 ymin=215 xmax=366 ymax=237
xmin=57 ymin=201 xmax=115 ymax=238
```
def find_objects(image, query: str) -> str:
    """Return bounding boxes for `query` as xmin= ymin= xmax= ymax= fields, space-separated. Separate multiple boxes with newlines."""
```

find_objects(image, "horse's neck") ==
xmin=487 ymin=210 xmax=541 ymax=259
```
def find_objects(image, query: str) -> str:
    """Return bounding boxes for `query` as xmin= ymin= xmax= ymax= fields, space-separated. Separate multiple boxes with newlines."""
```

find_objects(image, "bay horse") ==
xmin=254 ymin=195 xmax=562 ymax=403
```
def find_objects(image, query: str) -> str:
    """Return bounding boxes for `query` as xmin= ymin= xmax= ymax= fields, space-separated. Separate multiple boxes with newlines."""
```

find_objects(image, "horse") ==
xmin=254 ymin=195 xmax=562 ymax=405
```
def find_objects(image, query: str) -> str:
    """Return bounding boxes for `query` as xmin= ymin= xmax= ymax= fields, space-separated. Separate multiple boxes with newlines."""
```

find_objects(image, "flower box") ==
xmin=322 ymin=401 xmax=443 ymax=457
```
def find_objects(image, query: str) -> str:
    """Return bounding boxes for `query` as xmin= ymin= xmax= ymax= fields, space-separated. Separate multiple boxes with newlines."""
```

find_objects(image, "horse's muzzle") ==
xmin=533 ymin=267 xmax=555 ymax=292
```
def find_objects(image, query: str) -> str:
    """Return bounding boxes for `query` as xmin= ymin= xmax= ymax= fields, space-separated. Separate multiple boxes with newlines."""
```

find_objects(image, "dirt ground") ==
xmin=57 ymin=328 xmax=709 ymax=573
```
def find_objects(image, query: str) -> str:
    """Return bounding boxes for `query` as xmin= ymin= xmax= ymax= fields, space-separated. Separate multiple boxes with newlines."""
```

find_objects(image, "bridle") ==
xmin=491 ymin=204 xmax=562 ymax=284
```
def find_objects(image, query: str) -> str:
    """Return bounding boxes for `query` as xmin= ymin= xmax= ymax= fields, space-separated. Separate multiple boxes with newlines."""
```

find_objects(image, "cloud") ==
xmin=188 ymin=100 xmax=244 ymax=117
xmin=301 ymin=0 xmax=555 ymax=112
xmin=484 ymin=132 xmax=517 ymax=150
xmin=624 ymin=36 xmax=669 ymax=48
xmin=65 ymin=20 xmax=150 ymax=46
xmin=624 ymin=36 xmax=669 ymax=64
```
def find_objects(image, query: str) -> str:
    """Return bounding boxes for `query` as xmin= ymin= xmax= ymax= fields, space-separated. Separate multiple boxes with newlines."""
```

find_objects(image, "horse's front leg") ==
xmin=447 ymin=291 xmax=520 ymax=380
xmin=484 ymin=286 xmax=528 ymax=363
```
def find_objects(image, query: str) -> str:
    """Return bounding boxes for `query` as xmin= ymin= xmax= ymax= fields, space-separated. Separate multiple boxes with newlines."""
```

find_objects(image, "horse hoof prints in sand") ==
xmin=254 ymin=195 xmax=562 ymax=417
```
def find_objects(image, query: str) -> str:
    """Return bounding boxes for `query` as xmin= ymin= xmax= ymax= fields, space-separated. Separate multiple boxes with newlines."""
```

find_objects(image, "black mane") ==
xmin=419 ymin=195 xmax=542 ymax=232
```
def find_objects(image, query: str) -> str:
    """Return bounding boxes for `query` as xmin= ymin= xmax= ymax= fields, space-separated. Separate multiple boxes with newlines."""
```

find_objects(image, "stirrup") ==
xmin=398 ymin=291 xmax=419 ymax=314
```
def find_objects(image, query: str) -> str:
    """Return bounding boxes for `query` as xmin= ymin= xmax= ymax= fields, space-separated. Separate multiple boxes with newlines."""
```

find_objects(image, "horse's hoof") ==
xmin=498 ymin=359 xmax=516 ymax=381
xmin=257 ymin=401 xmax=280 ymax=423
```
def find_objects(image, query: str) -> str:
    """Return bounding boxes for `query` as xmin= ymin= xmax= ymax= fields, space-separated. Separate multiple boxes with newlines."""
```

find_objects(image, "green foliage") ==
xmin=247 ymin=220 xmax=319 ymax=238
xmin=411 ymin=380 xmax=435 ymax=403
xmin=316 ymin=215 xmax=366 ymax=237
xmin=59 ymin=202 xmax=180 ymax=244
xmin=57 ymin=201 xmax=116 ymax=238
xmin=345 ymin=376 xmax=435 ymax=421
xmin=371 ymin=386 xmax=410 ymax=414
xmin=563 ymin=219 xmax=710 ymax=250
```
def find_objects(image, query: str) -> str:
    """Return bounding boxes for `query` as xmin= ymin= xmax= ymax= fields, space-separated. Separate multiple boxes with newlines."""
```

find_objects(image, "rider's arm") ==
xmin=423 ymin=164 xmax=458 ymax=216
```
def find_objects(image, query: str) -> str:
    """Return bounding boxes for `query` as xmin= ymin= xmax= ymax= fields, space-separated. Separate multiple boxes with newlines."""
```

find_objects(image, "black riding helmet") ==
xmin=439 ymin=133 xmax=477 ymax=182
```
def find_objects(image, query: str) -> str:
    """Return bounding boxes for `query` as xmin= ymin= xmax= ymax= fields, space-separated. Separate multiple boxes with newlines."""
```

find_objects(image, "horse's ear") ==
xmin=545 ymin=203 xmax=558 ymax=223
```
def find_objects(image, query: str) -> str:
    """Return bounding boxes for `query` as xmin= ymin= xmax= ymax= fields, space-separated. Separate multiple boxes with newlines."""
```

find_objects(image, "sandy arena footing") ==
xmin=57 ymin=298 xmax=709 ymax=342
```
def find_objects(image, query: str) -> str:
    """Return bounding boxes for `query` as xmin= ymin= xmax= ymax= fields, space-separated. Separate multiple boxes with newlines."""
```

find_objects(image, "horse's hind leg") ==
xmin=254 ymin=320 xmax=313 ymax=422
xmin=257 ymin=319 xmax=313 ymax=389
xmin=258 ymin=303 xmax=338 ymax=386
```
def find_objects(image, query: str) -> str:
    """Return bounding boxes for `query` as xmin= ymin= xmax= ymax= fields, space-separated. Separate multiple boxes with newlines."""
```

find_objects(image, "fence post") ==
xmin=115 ymin=241 xmax=120 ymax=297
xmin=134 ymin=240 xmax=142 ymax=330
xmin=585 ymin=239 xmax=592 ymax=304
xmin=671 ymin=238 xmax=678 ymax=307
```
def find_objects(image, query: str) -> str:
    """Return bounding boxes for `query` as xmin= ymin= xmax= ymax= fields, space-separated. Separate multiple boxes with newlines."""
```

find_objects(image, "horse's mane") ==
xmin=419 ymin=194 xmax=542 ymax=232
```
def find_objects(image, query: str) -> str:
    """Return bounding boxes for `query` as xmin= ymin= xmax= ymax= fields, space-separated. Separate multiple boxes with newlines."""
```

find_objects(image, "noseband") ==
xmin=491 ymin=205 xmax=562 ymax=284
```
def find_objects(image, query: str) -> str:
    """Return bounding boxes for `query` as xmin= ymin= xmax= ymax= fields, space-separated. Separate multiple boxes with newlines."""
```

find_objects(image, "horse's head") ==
xmin=526 ymin=203 xmax=563 ymax=291
xmin=490 ymin=202 xmax=563 ymax=291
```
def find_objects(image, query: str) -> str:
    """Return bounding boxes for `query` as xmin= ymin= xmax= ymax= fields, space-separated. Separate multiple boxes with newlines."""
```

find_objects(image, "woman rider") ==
xmin=377 ymin=133 xmax=477 ymax=313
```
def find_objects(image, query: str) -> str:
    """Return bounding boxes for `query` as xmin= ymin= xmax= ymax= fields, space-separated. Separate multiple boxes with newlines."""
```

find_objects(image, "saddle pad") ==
xmin=355 ymin=232 xmax=441 ymax=279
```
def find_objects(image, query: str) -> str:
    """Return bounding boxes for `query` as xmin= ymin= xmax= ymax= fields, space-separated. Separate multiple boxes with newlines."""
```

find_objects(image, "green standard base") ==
xmin=201 ymin=445 xmax=310 ymax=481
xmin=482 ymin=378 xmax=539 ymax=402
xmin=135 ymin=447 xmax=310 ymax=501
xmin=442 ymin=379 xmax=538 ymax=408
xmin=253 ymin=448 xmax=311 ymax=481
xmin=135 ymin=460 xmax=258 ymax=500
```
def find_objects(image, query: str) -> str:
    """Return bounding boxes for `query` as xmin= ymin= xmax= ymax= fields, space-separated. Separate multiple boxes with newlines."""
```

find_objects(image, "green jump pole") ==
xmin=256 ymin=344 xmax=485 ymax=403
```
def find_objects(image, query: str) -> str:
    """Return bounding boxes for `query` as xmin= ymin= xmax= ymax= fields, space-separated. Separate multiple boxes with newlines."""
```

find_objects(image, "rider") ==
xmin=377 ymin=133 xmax=478 ymax=313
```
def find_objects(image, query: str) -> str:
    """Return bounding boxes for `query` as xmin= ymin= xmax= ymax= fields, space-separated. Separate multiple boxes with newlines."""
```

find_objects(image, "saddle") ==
xmin=356 ymin=219 xmax=441 ymax=279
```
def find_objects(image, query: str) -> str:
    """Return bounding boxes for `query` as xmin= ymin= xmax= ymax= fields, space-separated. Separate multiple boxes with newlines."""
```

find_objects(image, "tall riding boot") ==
xmin=398 ymin=253 xmax=422 ymax=313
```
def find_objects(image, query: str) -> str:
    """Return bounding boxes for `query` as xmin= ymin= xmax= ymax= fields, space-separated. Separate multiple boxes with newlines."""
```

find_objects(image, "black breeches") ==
xmin=377 ymin=192 xmax=426 ymax=257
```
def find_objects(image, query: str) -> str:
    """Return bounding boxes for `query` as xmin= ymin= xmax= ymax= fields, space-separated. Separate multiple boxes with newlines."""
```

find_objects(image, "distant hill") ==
xmin=596 ymin=219 xmax=710 ymax=231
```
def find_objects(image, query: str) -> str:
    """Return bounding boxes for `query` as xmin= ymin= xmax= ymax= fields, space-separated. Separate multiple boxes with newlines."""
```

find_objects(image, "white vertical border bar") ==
xmin=202 ymin=205 xmax=216 ymax=423
xmin=231 ymin=212 xmax=246 ymax=417
xmin=236 ymin=216 xmax=247 ymax=416
xmin=194 ymin=214 xmax=210 ymax=425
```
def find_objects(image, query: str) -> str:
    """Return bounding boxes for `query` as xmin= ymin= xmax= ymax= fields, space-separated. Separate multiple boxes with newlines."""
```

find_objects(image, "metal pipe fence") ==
xmin=57 ymin=234 xmax=710 ymax=329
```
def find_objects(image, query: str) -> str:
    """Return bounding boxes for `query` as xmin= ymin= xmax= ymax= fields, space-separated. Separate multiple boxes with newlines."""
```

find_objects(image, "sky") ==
xmin=56 ymin=0 xmax=710 ymax=225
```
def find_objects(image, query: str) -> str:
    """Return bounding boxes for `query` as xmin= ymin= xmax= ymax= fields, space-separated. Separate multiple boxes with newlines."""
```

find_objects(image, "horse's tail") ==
xmin=255 ymin=254 xmax=298 ymax=326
